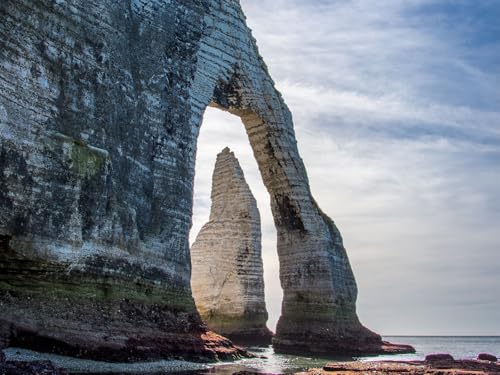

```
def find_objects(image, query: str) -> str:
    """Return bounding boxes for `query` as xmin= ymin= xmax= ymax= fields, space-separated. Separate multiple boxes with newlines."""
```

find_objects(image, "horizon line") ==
xmin=383 ymin=335 xmax=500 ymax=337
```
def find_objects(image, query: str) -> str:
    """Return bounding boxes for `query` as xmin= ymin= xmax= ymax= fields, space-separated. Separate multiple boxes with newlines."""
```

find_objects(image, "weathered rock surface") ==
xmin=191 ymin=148 xmax=272 ymax=344
xmin=304 ymin=358 xmax=500 ymax=375
xmin=0 ymin=0 xmax=410 ymax=358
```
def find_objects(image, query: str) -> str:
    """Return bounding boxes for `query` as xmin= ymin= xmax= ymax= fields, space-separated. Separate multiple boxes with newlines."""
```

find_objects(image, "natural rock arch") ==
xmin=185 ymin=3 xmax=383 ymax=353
xmin=0 ymin=0 xmax=414 ymax=358
xmin=194 ymin=91 xmax=374 ymax=350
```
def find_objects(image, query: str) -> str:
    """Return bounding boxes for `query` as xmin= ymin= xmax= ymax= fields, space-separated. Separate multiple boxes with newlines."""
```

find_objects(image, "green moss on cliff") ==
xmin=0 ymin=253 xmax=194 ymax=311
xmin=0 ymin=277 xmax=193 ymax=311
xmin=69 ymin=141 xmax=107 ymax=178
xmin=44 ymin=131 xmax=109 ymax=178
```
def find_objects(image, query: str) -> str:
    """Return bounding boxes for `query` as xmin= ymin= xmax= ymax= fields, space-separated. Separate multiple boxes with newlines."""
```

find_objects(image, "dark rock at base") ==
xmin=122 ymin=330 xmax=250 ymax=362
xmin=425 ymin=353 xmax=455 ymax=362
xmin=211 ymin=328 xmax=274 ymax=349
xmin=323 ymin=364 xmax=350 ymax=371
xmin=0 ymin=360 xmax=67 ymax=375
xmin=225 ymin=328 xmax=274 ymax=347
xmin=0 ymin=350 xmax=5 ymax=364
xmin=478 ymin=353 xmax=498 ymax=362
xmin=1 ymin=324 xmax=248 ymax=363
xmin=380 ymin=340 xmax=416 ymax=354
xmin=273 ymin=330 xmax=415 ymax=357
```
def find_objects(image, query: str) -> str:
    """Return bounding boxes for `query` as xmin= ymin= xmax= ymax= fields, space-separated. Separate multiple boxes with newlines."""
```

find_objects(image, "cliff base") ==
xmin=273 ymin=332 xmax=415 ymax=357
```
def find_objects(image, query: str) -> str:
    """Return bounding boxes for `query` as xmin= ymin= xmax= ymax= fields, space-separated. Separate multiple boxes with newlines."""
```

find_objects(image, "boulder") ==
xmin=477 ymin=353 xmax=497 ymax=362
xmin=426 ymin=353 xmax=455 ymax=362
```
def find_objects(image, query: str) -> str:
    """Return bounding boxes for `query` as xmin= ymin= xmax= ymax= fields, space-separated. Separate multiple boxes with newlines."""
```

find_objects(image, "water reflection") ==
xmin=185 ymin=345 xmax=354 ymax=374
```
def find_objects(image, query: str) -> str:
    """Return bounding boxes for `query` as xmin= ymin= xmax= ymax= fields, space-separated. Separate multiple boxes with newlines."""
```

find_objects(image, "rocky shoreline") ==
xmin=300 ymin=354 xmax=500 ymax=375
xmin=1 ymin=347 xmax=208 ymax=374
xmin=2 ymin=349 xmax=498 ymax=375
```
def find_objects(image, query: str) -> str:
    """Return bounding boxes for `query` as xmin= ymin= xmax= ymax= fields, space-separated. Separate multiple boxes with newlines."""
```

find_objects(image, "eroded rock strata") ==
xmin=0 ymin=0 xmax=411 ymax=358
xmin=191 ymin=148 xmax=272 ymax=344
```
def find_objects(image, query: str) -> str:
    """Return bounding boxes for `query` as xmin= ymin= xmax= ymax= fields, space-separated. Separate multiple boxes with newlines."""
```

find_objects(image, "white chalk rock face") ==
xmin=0 ymin=0 xmax=414 ymax=357
xmin=191 ymin=148 xmax=272 ymax=344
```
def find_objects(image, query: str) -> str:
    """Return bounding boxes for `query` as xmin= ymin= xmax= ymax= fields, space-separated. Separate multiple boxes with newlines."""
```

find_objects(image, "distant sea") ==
xmin=200 ymin=336 xmax=500 ymax=374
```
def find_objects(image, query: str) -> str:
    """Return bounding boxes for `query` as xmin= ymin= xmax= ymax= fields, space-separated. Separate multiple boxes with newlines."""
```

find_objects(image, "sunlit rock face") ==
xmin=191 ymin=148 xmax=272 ymax=344
xmin=0 ymin=0 xmax=412 ymax=358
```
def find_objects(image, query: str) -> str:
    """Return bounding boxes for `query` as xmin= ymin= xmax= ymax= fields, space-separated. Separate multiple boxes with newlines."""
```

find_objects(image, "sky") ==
xmin=191 ymin=0 xmax=500 ymax=336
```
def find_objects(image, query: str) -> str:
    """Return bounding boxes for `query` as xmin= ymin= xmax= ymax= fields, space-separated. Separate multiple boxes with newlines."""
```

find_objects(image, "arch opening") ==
xmin=190 ymin=106 xmax=282 ymax=341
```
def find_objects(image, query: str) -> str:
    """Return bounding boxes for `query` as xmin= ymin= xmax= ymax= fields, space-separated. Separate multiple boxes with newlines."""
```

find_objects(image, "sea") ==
xmin=200 ymin=336 xmax=500 ymax=374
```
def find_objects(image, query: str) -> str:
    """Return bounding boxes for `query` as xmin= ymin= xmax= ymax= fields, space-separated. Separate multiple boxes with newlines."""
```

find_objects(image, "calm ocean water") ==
xmin=198 ymin=336 xmax=500 ymax=374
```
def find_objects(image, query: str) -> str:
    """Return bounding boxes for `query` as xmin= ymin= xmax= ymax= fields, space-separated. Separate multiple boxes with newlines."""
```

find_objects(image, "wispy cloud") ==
xmin=192 ymin=0 xmax=500 ymax=335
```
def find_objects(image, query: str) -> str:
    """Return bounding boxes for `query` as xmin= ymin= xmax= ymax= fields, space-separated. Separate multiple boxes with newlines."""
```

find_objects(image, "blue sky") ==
xmin=192 ymin=0 xmax=500 ymax=335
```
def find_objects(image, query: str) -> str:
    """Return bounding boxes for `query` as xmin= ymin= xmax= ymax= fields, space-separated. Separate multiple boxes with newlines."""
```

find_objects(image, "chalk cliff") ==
xmin=0 ymin=0 xmax=412 ymax=359
xmin=191 ymin=148 xmax=272 ymax=344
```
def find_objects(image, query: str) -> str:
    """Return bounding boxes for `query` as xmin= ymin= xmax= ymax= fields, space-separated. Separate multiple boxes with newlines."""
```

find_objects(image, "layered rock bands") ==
xmin=0 ymin=0 xmax=413 ymax=359
xmin=191 ymin=148 xmax=273 ymax=345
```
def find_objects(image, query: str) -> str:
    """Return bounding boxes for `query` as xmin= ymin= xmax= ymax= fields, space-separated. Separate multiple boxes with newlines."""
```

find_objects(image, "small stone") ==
xmin=323 ymin=364 xmax=348 ymax=371
xmin=478 ymin=353 xmax=497 ymax=362
xmin=425 ymin=353 xmax=455 ymax=362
